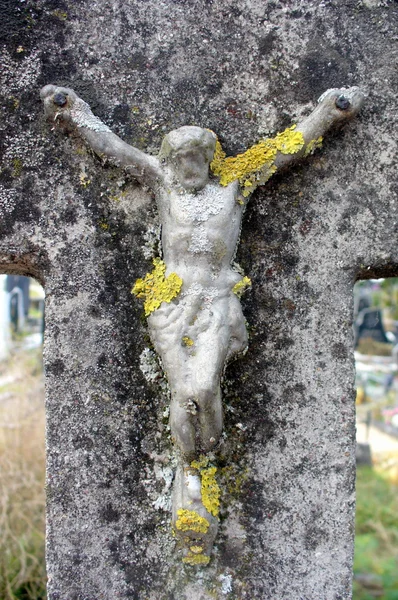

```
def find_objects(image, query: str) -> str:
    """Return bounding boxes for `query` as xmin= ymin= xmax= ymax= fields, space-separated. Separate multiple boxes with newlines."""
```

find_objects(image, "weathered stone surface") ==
xmin=0 ymin=1 xmax=397 ymax=598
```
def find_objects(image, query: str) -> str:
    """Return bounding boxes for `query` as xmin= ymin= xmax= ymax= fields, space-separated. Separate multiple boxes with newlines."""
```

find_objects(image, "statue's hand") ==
xmin=317 ymin=86 xmax=365 ymax=122
xmin=40 ymin=85 xmax=81 ymax=128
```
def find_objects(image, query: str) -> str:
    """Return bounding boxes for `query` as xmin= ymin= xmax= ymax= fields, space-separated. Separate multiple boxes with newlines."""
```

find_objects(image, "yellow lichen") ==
xmin=232 ymin=276 xmax=252 ymax=298
xmin=191 ymin=456 xmax=209 ymax=471
xmin=212 ymin=140 xmax=277 ymax=187
xmin=304 ymin=136 xmax=323 ymax=156
xmin=182 ymin=553 xmax=210 ymax=566
xmin=175 ymin=509 xmax=209 ymax=534
xmin=182 ymin=336 xmax=194 ymax=347
xmin=189 ymin=545 xmax=204 ymax=554
xmin=209 ymin=139 xmax=226 ymax=176
xmin=200 ymin=467 xmax=221 ymax=517
xmin=132 ymin=258 xmax=183 ymax=317
xmin=79 ymin=172 xmax=91 ymax=187
xmin=273 ymin=125 xmax=305 ymax=154
xmin=210 ymin=125 xmax=305 ymax=195
xmin=191 ymin=457 xmax=221 ymax=518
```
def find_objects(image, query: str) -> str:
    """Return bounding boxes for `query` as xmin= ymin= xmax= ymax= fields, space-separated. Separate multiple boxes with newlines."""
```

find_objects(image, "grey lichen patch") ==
xmin=0 ymin=48 xmax=41 ymax=93
xmin=70 ymin=98 xmax=113 ymax=132
xmin=139 ymin=347 xmax=169 ymax=396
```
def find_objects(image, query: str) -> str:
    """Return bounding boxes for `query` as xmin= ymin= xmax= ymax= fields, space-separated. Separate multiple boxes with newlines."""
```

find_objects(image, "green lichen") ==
xmin=210 ymin=125 xmax=305 ymax=196
xmin=132 ymin=258 xmax=183 ymax=316
xmin=9 ymin=96 xmax=20 ymax=110
xmin=232 ymin=276 xmax=251 ymax=298
xmin=191 ymin=457 xmax=221 ymax=518
xmin=175 ymin=509 xmax=209 ymax=534
xmin=11 ymin=158 xmax=23 ymax=178
xmin=182 ymin=336 xmax=194 ymax=347
xmin=52 ymin=9 xmax=68 ymax=20
xmin=221 ymin=465 xmax=250 ymax=497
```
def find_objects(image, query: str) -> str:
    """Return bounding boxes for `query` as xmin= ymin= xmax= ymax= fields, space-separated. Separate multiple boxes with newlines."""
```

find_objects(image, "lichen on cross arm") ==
xmin=210 ymin=125 xmax=305 ymax=196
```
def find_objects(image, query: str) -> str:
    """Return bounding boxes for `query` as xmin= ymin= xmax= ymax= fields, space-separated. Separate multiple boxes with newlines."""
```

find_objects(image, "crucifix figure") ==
xmin=41 ymin=84 xmax=364 ymax=565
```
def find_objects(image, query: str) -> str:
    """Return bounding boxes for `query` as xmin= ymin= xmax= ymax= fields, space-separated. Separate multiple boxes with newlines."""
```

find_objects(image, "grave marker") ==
xmin=0 ymin=1 xmax=397 ymax=598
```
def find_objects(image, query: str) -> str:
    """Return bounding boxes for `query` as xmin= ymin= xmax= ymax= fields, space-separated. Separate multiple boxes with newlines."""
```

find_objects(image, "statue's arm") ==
xmin=273 ymin=86 xmax=365 ymax=171
xmin=213 ymin=86 xmax=365 ymax=197
xmin=40 ymin=85 xmax=163 ymax=189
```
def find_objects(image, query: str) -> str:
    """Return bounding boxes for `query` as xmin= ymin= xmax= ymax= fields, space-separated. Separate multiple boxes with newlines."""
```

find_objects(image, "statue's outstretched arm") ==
xmin=274 ymin=86 xmax=365 ymax=169
xmin=41 ymin=85 xmax=163 ymax=189
xmin=211 ymin=86 xmax=365 ymax=196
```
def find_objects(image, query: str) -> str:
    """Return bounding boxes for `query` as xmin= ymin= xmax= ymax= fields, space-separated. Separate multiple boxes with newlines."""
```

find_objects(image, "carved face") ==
xmin=172 ymin=147 xmax=210 ymax=191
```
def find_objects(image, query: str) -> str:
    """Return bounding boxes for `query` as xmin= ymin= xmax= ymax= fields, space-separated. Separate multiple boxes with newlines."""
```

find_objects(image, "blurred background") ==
xmin=0 ymin=275 xmax=46 ymax=600
xmin=0 ymin=276 xmax=397 ymax=599
xmin=354 ymin=278 xmax=398 ymax=600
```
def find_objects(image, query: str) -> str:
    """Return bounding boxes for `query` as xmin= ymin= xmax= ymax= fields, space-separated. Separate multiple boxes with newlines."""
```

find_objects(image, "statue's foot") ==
xmin=172 ymin=463 xmax=218 ymax=565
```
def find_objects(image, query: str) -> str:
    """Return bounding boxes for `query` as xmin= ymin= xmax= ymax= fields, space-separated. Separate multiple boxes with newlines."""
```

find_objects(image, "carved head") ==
xmin=159 ymin=126 xmax=217 ymax=191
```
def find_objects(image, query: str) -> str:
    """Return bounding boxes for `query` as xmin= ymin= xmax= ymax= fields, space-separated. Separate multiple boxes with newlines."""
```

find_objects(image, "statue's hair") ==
xmin=159 ymin=126 xmax=216 ymax=162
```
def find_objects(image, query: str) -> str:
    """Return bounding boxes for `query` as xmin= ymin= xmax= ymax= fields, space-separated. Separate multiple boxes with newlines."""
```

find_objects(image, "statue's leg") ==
xmin=172 ymin=462 xmax=218 ymax=564
xmin=169 ymin=385 xmax=197 ymax=459
xmin=193 ymin=294 xmax=248 ymax=451
xmin=196 ymin=383 xmax=223 ymax=453
xmin=191 ymin=324 xmax=228 ymax=452
xmin=226 ymin=294 xmax=249 ymax=362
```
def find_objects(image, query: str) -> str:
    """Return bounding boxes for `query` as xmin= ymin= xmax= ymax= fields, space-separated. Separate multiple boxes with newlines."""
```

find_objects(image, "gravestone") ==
xmin=0 ymin=275 xmax=10 ymax=360
xmin=1 ymin=1 xmax=398 ymax=599
xmin=356 ymin=442 xmax=372 ymax=467
xmin=6 ymin=274 xmax=30 ymax=316
xmin=355 ymin=307 xmax=390 ymax=347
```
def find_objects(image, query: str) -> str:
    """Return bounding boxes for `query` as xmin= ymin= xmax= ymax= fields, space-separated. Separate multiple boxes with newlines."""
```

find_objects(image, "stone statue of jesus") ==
xmin=41 ymin=84 xmax=364 ymax=563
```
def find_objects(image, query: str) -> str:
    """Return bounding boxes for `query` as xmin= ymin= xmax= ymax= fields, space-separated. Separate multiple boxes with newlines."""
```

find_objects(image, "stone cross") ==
xmin=1 ymin=1 xmax=397 ymax=598
xmin=41 ymin=83 xmax=364 ymax=565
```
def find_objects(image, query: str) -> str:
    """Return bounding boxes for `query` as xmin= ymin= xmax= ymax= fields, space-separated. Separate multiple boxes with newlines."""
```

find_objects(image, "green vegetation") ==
xmin=355 ymin=277 xmax=398 ymax=321
xmin=371 ymin=278 xmax=398 ymax=322
xmin=0 ymin=348 xmax=46 ymax=600
xmin=354 ymin=466 xmax=398 ymax=599
xmin=356 ymin=337 xmax=393 ymax=357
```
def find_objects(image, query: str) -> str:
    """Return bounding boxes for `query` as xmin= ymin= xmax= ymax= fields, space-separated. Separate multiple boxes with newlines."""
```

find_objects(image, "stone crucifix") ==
xmin=41 ymin=84 xmax=364 ymax=565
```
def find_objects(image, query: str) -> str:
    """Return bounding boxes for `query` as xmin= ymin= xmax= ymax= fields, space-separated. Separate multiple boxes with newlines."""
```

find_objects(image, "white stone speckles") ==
xmin=178 ymin=183 xmax=224 ymax=222
xmin=0 ymin=187 xmax=17 ymax=216
xmin=182 ymin=282 xmax=219 ymax=306
xmin=188 ymin=224 xmax=211 ymax=253
xmin=70 ymin=99 xmax=112 ymax=132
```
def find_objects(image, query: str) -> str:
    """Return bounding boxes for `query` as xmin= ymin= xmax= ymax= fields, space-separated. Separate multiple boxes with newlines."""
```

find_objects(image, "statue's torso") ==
xmin=157 ymin=180 xmax=244 ymax=292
